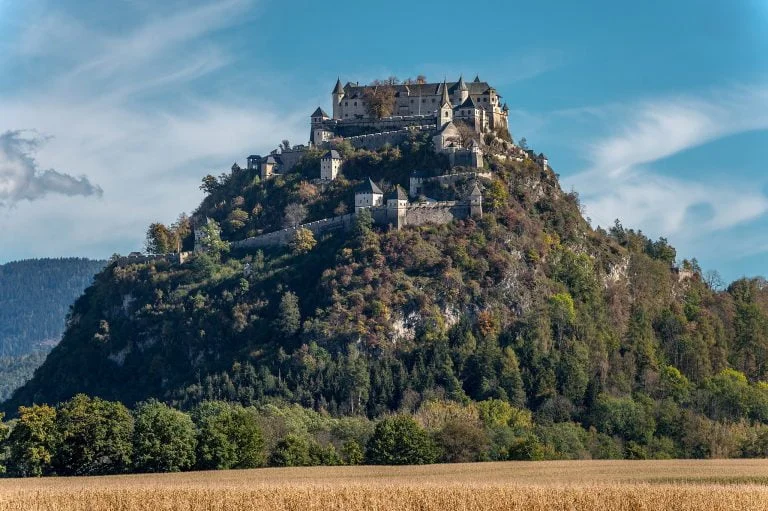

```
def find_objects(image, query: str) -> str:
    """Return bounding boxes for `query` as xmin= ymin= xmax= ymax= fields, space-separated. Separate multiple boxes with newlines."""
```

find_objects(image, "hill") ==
xmin=0 ymin=258 xmax=105 ymax=401
xmin=6 ymin=129 xmax=768 ymax=459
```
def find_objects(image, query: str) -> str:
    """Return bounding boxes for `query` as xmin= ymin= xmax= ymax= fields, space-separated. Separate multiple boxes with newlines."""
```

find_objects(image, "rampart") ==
xmin=232 ymin=213 xmax=357 ymax=249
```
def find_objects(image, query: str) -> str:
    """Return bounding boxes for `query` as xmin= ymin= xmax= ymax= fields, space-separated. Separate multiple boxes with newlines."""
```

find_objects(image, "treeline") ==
xmin=3 ymin=390 xmax=768 ymax=478
xmin=0 ymin=258 xmax=105 ymax=357
xmin=0 ymin=351 xmax=50 ymax=402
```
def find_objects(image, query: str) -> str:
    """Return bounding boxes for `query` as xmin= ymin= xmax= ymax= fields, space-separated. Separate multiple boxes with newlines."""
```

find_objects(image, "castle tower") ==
xmin=260 ymin=155 xmax=276 ymax=180
xmin=438 ymin=80 xmax=453 ymax=127
xmin=468 ymin=139 xmax=484 ymax=168
xmin=320 ymin=149 xmax=342 ymax=180
xmin=454 ymin=75 xmax=469 ymax=105
xmin=385 ymin=185 xmax=409 ymax=229
xmin=468 ymin=182 xmax=483 ymax=218
xmin=354 ymin=178 xmax=383 ymax=213
xmin=332 ymin=78 xmax=345 ymax=119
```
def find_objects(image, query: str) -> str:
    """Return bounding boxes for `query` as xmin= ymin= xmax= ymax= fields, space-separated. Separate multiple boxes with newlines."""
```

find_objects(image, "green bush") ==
xmin=365 ymin=415 xmax=438 ymax=465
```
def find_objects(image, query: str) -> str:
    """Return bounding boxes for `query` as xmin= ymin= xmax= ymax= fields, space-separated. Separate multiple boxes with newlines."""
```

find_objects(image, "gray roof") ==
xmin=458 ymin=97 xmax=477 ymax=109
xmin=247 ymin=154 xmax=260 ymax=159
xmin=468 ymin=139 xmax=480 ymax=148
xmin=502 ymin=102 xmax=509 ymax=111
xmin=440 ymin=79 xmax=450 ymax=105
xmin=311 ymin=107 xmax=329 ymax=118
xmin=468 ymin=182 xmax=483 ymax=197
xmin=355 ymin=178 xmax=383 ymax=195
xmin=341 ymin=79 xmax=494 ymax=98
xmin=385 ymin=186 xmax=408 ymax=201
xmin=323 ymin=149 xmax=342 ymax=160
xmin=264 ymin=156 xmax=277 ymax=164
xmin=457 ymin=75 xmax=468 ymax=91
xmin=473 ymin=75 xmax=481 ymax=83
xmin=332 ymin=78 xmax=344 ymax=95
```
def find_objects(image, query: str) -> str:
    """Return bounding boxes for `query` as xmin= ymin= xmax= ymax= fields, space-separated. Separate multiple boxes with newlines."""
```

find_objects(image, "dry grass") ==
xmin=2 ymin=460 xmax=768 ymax=510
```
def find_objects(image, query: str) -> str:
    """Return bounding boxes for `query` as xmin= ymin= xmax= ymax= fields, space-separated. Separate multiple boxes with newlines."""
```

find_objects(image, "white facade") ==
xmin=320 ymin=151 xmax=342 ymax=180
xmin=355 ymin=191 xmax=383 ymax=212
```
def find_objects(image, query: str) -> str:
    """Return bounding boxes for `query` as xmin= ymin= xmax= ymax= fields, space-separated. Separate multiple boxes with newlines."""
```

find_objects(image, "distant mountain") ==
xmin=0 ymin=258 xmax=105 ymax=401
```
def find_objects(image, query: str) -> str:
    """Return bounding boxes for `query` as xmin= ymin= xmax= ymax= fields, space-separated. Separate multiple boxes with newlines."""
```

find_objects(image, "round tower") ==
xmin=332 ymin=78 xmax=345 ymax=119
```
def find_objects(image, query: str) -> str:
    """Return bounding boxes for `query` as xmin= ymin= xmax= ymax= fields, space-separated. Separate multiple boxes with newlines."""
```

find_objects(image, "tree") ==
xmin=283 ymin=203 xmax=308 ymax=228
xmin=269 ymin=434 xmax=311 ymax=467
xmin=145 ymin=223 xmax=174 ymax=255
xmin=53 ymin=394 xmax=134 ymax=476
xmin=275 ymin=291 xmax=301 ymax=338
xmin=434 ymin=419 xmax=489 ymax=463
xmin=132 ymin=400 xmax=196 ymax=473
xmin=0 ymin=413 xmax=8 ymax=474
xmin=200 ymin=174 xmax=219 ymax=194
xmin=6 ymin=404 xmax=57 ymax=477
xmin=193 ymin=402 xmax=265 ymax=470
xmin=197 ymin=219 xmax=229 ymax=257
xmin=290 ymin=227 xmax=317 ymax=255
xmin=363 ymin=83 xmax=396 ymax=118
xmin=518 ymin=137 xmax=528 ymax=150
xmin=280 ymin=139 xmax=291 ymax=151
xmin=171 ymin=213 xmax=192 ymax=251
xmin=366 ymin=415 xmax=438 ymax=465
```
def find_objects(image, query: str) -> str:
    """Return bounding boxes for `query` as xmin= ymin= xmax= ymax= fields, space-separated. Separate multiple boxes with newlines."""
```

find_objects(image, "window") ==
xmin=345 ymin=101 xmax=348 ymax=106
xmin=431 ymin=98 xmax=436 ymax=103
xmin=354 ymin=101 xmax=357 ymax=106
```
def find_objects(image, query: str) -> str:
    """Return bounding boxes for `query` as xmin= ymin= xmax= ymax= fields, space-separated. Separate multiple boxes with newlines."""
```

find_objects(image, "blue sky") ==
xmin=0 ymin=0 xmax=766 ymax=282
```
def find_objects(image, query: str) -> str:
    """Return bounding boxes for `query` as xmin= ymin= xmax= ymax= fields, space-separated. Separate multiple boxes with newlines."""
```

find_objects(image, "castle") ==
xmin=211 ymin=75 xmax=545 ymax=252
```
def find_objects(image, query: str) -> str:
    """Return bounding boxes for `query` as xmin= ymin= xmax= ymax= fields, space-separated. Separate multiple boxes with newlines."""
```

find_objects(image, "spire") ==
xmin=458 ymin=75 xmax=468 ymax=91
xmin=473 ymin=75 xmax=481 ymax=83
xmin=441 ymin=79 xmax=450 ymax=105
xmin=332 ymin=77 xmax=344 ymax=95
xmin=502 ymin=102 xmax=509 ymax=112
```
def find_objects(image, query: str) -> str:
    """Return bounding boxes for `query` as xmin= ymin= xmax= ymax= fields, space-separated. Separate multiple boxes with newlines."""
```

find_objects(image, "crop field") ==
xmin=1 ymin=460 xmax=768 ymax=510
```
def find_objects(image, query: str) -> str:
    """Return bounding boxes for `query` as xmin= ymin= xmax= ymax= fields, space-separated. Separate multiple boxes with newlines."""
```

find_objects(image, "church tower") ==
xmin=438 ymin=80 xmax=453 ymax=127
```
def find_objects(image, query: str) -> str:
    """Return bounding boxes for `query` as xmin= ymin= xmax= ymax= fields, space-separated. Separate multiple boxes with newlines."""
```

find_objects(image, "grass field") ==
xmin=1 ymin=460 xmax=768 ymax=510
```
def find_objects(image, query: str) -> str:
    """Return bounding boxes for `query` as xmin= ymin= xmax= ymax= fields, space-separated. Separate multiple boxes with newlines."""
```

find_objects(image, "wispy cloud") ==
xmin=0 ymin=130 xmax=102 ymax=205
xmin=0 ymin=0 xmax=305 ymax=261
xmin=564 ymin=84 xmax=768 ymax=237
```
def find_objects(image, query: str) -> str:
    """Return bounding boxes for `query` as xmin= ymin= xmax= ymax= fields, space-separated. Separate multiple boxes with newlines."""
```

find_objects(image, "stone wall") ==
xmin=321 ymin=115 xmax=437 ymax=138
xmin=405 ymin=201 xmax=470 ymax=226
xmin=277 ymin=147 xmax=308 ymax=172
xmin=232 ymin=213 xmax=356 ymax=250
xmin=409 ymin=171 xmax=492 ymax=198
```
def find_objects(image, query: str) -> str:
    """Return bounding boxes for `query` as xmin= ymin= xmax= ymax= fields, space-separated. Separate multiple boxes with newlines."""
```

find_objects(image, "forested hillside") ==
xmin=7 ymin=132 xmax=768 ymax=460
xmin=0 ymin=258 xmax=105 ymax=401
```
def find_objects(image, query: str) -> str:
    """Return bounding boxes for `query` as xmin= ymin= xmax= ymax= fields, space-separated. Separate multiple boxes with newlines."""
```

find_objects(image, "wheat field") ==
xmin=1 ymin=460 xmax=768 ymax=510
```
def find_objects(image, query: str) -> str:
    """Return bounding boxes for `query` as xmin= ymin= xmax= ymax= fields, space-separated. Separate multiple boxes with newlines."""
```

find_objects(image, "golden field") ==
xmin=2 ymin=460 xmax=768 ymax=511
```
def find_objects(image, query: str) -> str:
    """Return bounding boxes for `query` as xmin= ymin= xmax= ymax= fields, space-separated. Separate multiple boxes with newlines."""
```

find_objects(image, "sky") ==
xmin=0 ymin=0 xmax=766 ymax=282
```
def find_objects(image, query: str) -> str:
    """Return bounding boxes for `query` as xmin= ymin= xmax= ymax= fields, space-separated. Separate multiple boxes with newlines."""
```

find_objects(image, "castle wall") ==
xmin=405 ymin=202 xmax=471 ymax=226
xmin=232 ymin=213 xmax=357 ymax=250
xmin=409 ymin=171 xmax=492 ymax=197
xmin=276 ymin=148 xmax=307 ymax=172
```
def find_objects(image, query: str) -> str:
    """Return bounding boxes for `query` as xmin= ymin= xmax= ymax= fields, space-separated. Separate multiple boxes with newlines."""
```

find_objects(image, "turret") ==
xmin=456 ymin=75 xmax=469 ymax=104
xmin=385 ymin=185 xmax=409 ymax=229
xmin=468 ymin=182 xmax=483 ymax=218
xmin=438 ymin=80 xmax=453 ymax=126
xmin=332 ymin=78 xmax=345 ymax=119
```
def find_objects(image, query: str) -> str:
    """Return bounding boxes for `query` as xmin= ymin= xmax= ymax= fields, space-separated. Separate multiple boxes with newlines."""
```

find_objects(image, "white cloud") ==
xmin=0 ymin=130 xmax=102 ymax=205
xmin=564 ymin=85 xmax=768 ymax=238
xmin=0 ymin=0 xmax=305 ymax=262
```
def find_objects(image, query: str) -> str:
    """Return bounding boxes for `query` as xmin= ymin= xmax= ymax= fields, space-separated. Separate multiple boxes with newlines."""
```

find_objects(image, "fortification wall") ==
xmin=344 ymin=125 xmax=437 ymax=151
xmin=405 ymin=201 xmax=470 ymax=226
xmin=232 ymin=213 xmax=356 ymax=250
xmin=410 ymin=171 xmax=492 ymax=197
xmin=277 ymin=147 xmax=308 ymax=171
